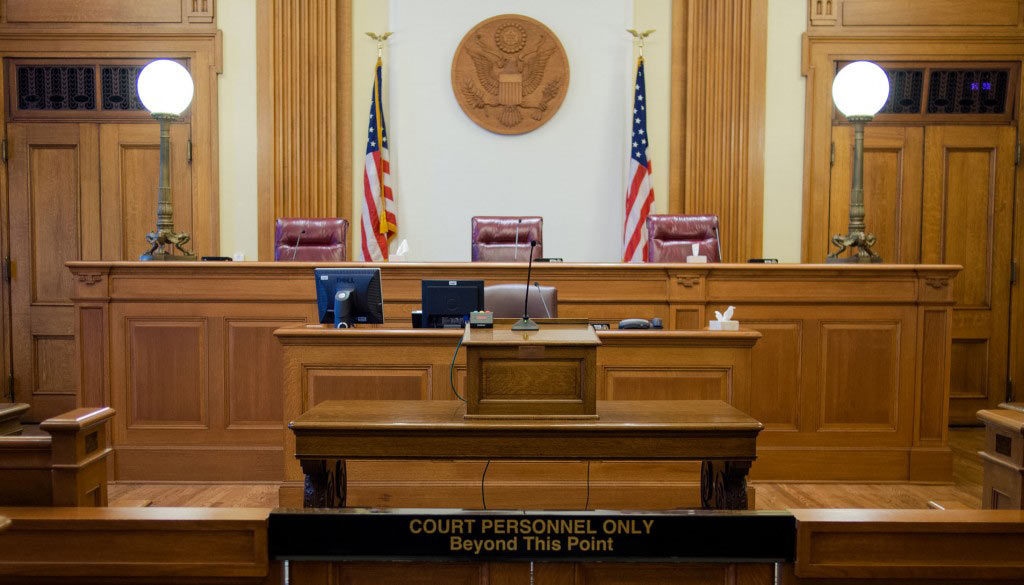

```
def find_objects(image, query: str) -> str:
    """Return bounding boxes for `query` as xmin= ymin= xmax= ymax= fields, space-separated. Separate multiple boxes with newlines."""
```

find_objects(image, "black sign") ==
xmin=269 ymin=508 xmax=796 ymax=562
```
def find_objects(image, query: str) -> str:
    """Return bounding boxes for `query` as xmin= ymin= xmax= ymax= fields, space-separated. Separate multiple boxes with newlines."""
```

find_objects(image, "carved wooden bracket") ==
xmin=76 ymin=273 xmax=105 ymax=286
xmin=810 ymin=0 xmax=837 ymax=26
xmin=924 ymin=277 xmax=950 ymax=290
xmin=187 ymin=0 xmax=215 ymax=24
xmin=676 ymin=276 xmax=701 ymax=288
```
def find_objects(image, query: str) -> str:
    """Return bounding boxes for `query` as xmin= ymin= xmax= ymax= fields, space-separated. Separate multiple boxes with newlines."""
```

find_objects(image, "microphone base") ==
xmin=511 ymin=318 xmax=540 ymax=331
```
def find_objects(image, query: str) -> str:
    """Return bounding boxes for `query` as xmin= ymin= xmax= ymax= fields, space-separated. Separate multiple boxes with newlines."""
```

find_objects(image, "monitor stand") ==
xmin=334 ymin=288 xmax=354 ymax=328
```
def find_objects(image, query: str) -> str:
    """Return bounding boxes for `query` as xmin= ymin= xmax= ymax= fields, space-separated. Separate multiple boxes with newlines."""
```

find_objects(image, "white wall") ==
xmin=762 ymin=0 xmax=807 ymax=262
xmin=385 ymin=0 xmax=633 ymax=262
xmin=216 ymin=0 xmax=258 ymax=260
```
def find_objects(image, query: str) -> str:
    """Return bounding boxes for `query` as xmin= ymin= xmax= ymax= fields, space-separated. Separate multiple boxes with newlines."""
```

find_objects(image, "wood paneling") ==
xmin=670 ymin=0 xmax=766 ymax=262
xmin=819 ymin=322 xmax=900 ymax=431
xmin=842 ymin=0 xmax=1019 ymax=27
xmin=257 ymin=0 xmax=352 ymax=260
xmin=828 ymin=126 xmax=922 ymax=264
xmin=8 ymin=124 xmax=99 ymax=420
xmin=69 ymin=261 xmax=956 ymax=483
xmin=922 ymin=126 xmax=1015 ymax=422
xmin=226 ymin=320 xmax=302 ymax=427
xmin=306 ymin=367 xmax=430 ymax=406
xmin=128 ymin=319 xmax=207 ymax=427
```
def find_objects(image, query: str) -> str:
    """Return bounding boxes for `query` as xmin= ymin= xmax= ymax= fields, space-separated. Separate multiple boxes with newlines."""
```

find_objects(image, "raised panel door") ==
xmin=921 ymin=125 xmax=1015 ymax=423
xmin=828 ymin=125 xmax=923 ymax=263
xmin=7 ymin=123 xmax=100 ymax=420
xmin=99 ymin=123 xmax=193 ymax=260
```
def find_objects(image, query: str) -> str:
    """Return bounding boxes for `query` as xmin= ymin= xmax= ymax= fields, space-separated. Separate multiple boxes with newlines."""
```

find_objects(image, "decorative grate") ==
xmin=879 ymin=69 xmax=923 ymax=115
xmin=927 ymin=69 xmax=1010 ymax=115
xmin=16 ymin=65 xmax=96 ymax=111
xmin=100 ymin=66 xmax=146 ymax=111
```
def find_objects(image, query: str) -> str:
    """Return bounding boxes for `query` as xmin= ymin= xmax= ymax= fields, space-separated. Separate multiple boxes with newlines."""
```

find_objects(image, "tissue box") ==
xmin=708 ymin=320 xmax=739 ymax=331
xmin=686 ymin=255 xmax=707 ymax=263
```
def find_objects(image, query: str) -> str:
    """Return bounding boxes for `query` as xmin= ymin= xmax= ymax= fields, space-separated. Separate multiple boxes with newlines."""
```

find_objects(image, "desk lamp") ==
xmin=137 ymin=59 xmax=196 ymax=260
xmin=827 ymin=60 xmax=889 ymax=263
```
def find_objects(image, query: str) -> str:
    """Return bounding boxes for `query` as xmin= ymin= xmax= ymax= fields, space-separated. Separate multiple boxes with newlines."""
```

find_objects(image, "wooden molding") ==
xmin=669 ymin=0 xmax=766 ymax=262
xmin=256 ymin=0 xmax=353 ymax=261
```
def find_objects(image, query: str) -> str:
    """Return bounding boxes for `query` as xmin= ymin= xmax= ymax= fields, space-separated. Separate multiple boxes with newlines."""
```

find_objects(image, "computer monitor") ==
xmin=315 ymin=268 xmax=384 ymax=328
xmin=421 ymin=280 xmax=484 ymax=328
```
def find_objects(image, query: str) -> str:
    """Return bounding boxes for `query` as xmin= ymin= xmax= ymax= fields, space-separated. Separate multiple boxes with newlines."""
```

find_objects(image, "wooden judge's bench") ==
xmin=66 ymin=261 xmax=958 ymax=499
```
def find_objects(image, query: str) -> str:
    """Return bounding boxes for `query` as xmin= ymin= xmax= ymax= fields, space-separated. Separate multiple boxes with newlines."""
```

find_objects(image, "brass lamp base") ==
xmin=826 ymin=231 xmax=882 ymax=264
xmin=140 ymin=229 xmax=196 ymax=261
xmin=140 ymin=251 xmax=197 ymax=261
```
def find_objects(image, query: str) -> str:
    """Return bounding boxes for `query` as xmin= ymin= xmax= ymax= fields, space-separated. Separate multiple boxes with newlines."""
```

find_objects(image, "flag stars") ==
xmin=633 ymin=141 xmax=638 ymax=147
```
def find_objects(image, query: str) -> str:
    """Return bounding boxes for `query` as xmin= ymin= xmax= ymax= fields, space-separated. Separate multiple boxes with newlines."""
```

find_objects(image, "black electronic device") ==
xmin=421 ymin=280 xmax=484 ymax=328
xmin=747 ymin=258 xmax=779 ymax=264
xmin=534 ymin=257 xmax=563 ymax=262
xmin=315 ymin=268 xmax=384 ymax=328
xmin=618 ymin=318 xmax=653 ymax=330
xmin=201 ymin=256 xmax=233 ymax=261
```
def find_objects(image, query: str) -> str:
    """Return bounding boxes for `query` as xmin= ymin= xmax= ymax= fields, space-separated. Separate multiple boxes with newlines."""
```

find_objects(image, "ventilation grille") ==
xmin=927 ymin=69 xmax=1009 ymax=115
xmin=16 ymin=65 xmax=96 ymax=111
xmin=100 ymin=66 xmax=147 ymax=111
xmin=880 ymin=69 xmax=924 ymax=115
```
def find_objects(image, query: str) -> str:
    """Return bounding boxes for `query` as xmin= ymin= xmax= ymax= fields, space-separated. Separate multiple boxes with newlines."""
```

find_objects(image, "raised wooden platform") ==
xmin=66 ymin=261 xmax=958 ymax=484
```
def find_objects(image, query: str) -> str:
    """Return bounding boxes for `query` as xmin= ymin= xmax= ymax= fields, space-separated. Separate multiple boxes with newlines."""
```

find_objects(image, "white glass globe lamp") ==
xmin=831 ymin=61 xmax=890 ymax=119
xmin=137 ymin=60 xmax=194 ymax=116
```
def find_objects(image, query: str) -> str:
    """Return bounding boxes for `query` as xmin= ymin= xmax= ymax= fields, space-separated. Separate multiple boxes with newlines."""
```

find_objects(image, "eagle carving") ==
xmin=452 ymin=15 xmax=570 ymax=135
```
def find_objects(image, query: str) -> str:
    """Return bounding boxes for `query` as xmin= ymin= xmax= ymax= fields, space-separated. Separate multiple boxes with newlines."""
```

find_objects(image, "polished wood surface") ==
xmin=807 ymin=0 xmax=1024 ymax=33
xmin=256 ymin=0 xmax=353 ymax=261
xmin=292 ymin=399 xmax=761 ymax=509
xmin=670 ymin=0 xmax=766 ymax=262
xmin=978 ymin=408 xmax=1024 ymax=509
xmin=0 ymin=403 xmax=28 ymax=436
xmin=0 ymin=506 xmax=274 ymax=584
xmin=68 ymin=261 xmax=956 ymax=483
xmin=0 ymin=407 xmax=113 ymax=506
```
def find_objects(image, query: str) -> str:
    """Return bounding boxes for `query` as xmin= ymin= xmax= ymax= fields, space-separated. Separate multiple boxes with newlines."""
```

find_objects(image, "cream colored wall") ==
xmin=216 ymin=0 xmax=258 ymax=260
xmin=216 ymin=0 xmax=807 ymax=261
xmin=762 ymin=0 xmax=807 ymax=262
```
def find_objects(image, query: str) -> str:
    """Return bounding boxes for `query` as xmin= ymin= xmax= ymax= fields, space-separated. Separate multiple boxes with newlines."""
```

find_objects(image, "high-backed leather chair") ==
xmin=485 ymin=284 xmax=558 ymax=319
xmin=471 ymin=216 xmax=543 ymax=262
xmin=275 ymin=218 xmax=348 ymax=261
xmin=645 ymin=214 xmax=722 ymax=263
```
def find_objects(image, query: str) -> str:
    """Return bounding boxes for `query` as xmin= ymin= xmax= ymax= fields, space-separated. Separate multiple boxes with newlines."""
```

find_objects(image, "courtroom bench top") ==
xmin=289 ymin=400 xmax=764 ymax=432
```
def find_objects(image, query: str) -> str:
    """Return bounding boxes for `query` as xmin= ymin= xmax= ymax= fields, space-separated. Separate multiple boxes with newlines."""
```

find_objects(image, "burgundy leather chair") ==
xmin=274 ymin=218 xmax=349 ymax=261
xmin=471 ymin=216 xmax=543 ymax=262
xmin=484 ymin=284 xmax=558 ymax=319
xmin=645 ymin=215 xmax=722 ymax=263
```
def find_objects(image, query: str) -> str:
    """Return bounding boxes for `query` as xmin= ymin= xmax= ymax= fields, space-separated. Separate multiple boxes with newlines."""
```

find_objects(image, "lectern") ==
xmin=462 ymin=320 xmax=600 ymax=418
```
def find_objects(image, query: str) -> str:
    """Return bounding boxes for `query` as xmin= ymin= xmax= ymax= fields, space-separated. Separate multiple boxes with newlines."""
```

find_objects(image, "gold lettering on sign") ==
xmin=452 ymin=14 xmax=570 ymax=135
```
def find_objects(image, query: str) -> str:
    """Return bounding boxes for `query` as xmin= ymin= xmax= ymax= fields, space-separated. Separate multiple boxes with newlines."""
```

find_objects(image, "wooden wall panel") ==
xmin=670 ymin=0 xmax=766 ymax=262
xmin=842 ymin=0 xmax=1019 ymax=27
xmin=257 ymin=0 xmax=352 ymax=260
xmin=226 ymin=320 xmax=302 ymax=427
xmin=306 ymin=367 xmax=430 ymax=406
xmin=128 ymin=319 xmax=207 ymax=427
xmin=745 ymin=321 xmax=802 ymax=431
xmin=4 ymin=0 xmax=183 ymax=24
xmin=603 ymin=369 xmax=729 ymax=401
xmin=819 ymin=323 xmax=900 ymax=431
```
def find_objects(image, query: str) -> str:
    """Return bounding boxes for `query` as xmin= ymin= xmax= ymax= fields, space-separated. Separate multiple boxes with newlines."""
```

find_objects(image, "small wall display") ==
xmin=451 ymin=14 xmax=570 ymax=135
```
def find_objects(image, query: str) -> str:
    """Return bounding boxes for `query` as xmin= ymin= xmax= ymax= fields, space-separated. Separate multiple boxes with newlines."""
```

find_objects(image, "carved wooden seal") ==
xmin=451 ymin=14 xmax=570 ymax=135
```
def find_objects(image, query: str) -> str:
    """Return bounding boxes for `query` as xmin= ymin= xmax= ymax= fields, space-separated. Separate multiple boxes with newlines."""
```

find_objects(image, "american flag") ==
xmin=360 ymin=57 xmax=397 ymax=261
xmin=622 ymin=57 xmax=655 ymax=263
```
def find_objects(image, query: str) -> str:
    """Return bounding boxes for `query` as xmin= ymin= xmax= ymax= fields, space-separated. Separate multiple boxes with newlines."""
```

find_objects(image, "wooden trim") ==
xmin=256 ymin=0 xmax=353 ymax=262
xmin=669 ymin=0 xmax=766 ymax=262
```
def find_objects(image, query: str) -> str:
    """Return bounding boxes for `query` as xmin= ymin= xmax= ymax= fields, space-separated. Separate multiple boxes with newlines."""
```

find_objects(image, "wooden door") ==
xmin=99 ymin=123 xmax=193 ymax=260
xmin=921 ymin=126 xmax=1016 ymax=423
xmin=828 ymin=125 xmax=923 ymax=263
xmin=7 ymin=123 xmax=100 ymax=420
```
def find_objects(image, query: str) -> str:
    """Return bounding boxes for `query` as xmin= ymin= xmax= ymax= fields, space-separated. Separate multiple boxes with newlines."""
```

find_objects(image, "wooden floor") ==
xmin=108 ymin=428 xmax=985 ymax=510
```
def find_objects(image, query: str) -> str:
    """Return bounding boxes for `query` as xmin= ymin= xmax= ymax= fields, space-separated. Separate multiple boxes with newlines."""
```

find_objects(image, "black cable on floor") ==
xmin=584 ymin=460 xmax=591 ymax=510
xmin=449 ymin=335 xmax=465 ymax=402
xmin=481 ymin=460 xmax=491 ymax=510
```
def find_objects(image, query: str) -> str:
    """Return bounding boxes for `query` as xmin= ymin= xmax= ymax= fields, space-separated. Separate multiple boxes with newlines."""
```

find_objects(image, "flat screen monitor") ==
xmin=421 ymin=280 xmax=484 ymax=329
xmin=315 ymin=268 xmax=384 ymax=328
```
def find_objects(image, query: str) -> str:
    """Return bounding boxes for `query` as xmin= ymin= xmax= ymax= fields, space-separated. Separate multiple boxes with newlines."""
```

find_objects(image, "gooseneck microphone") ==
xmin=289 ymin=229 xmax=306 ymax=261
xmin=511 ymin=240 xmax=540 ymax=331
